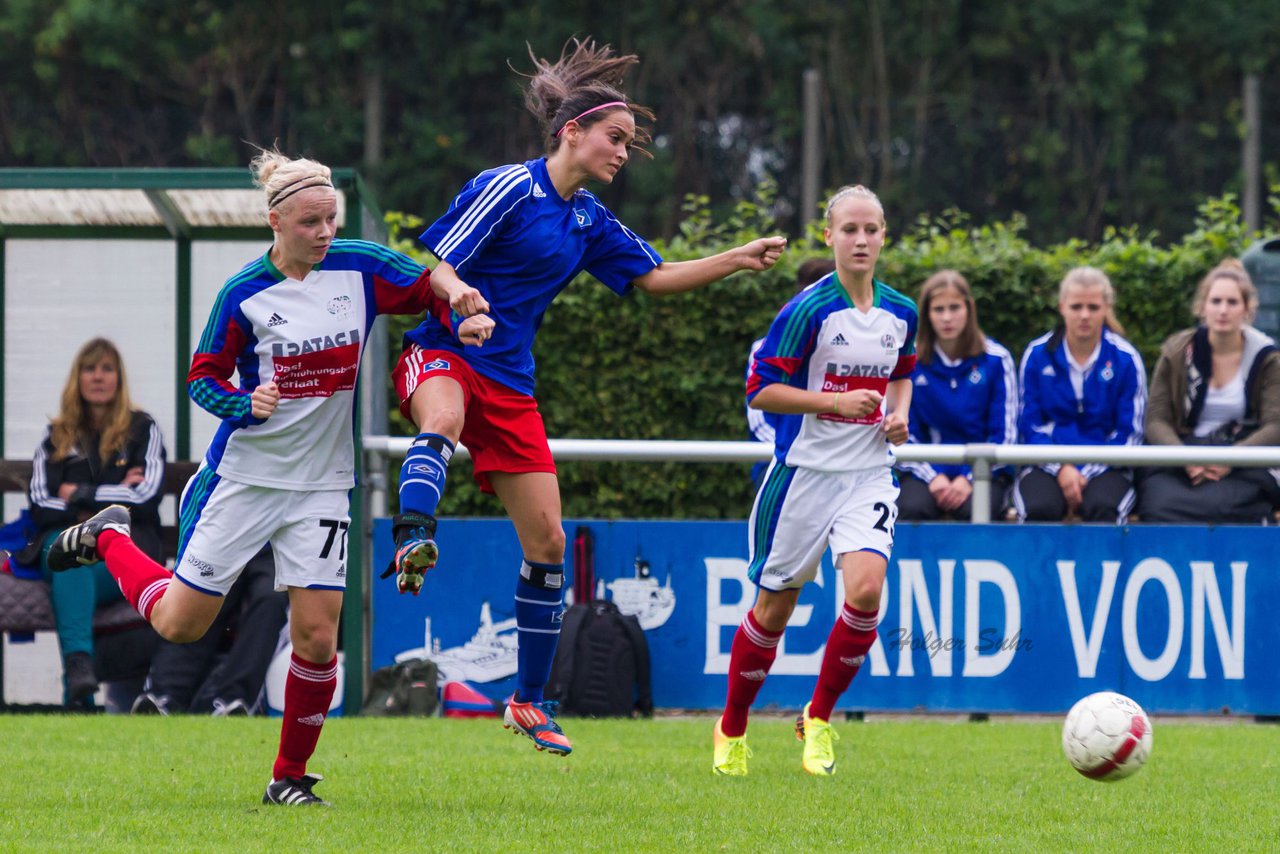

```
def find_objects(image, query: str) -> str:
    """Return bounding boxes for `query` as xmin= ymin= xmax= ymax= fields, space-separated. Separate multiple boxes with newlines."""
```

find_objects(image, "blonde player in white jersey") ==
xmin=45 ymin=149 xmax=492 ymax=806
xmin=714 ymin=185 xmax=918 ymax=777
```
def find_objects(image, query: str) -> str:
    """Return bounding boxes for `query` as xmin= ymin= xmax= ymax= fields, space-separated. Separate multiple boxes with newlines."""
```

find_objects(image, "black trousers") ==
xmin=1013 ymin=467 xmax=1135 ymax=523
xmin=145 ymin=547 xmax=288 ymax=712
xmin=1137 ymin=467 xmax=1278 ymax=523
xmin=896 ymin=471 xmax=1012 ymax=521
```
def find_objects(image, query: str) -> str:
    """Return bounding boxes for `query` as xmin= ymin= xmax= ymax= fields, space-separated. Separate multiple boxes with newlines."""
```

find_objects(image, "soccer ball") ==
xmin=1061 ymin=691 xmax=1152 ymax=781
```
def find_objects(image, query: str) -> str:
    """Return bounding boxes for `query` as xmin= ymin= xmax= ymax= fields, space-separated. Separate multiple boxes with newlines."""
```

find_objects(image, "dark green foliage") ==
xmin=3 ymin=0 xmax=1280 ymax=243
xmin=383 ymin=187 xmax=1280 ymax=520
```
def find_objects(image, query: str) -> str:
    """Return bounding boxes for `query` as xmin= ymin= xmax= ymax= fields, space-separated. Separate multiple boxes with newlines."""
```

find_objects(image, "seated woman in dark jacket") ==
xmin=27 ymin=338 xmax=166 ymax=704
xmin=1140 ymin=260 xmax=1280 ymax=522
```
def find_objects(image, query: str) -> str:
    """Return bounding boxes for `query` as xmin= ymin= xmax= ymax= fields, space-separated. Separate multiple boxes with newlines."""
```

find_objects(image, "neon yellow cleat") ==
xmin=795 ymin=702 xmax=840 ymax=776
xmin=712 ymin=717 xmax=752 ymax=776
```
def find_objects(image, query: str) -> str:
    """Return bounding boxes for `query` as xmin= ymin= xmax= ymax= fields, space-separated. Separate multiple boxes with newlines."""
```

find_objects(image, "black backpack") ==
xmin=362 ymin=657 xmax=440 ymax=717
xmin=547 ymin=600 xmax=653 ymax=718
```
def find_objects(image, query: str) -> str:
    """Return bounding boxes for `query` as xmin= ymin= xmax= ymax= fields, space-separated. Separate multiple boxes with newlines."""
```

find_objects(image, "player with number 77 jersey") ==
xmin=45 ymin=149 xmax=493 ymax=807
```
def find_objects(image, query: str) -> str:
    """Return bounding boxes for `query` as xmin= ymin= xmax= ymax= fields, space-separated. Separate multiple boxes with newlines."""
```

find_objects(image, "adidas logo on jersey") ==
xmin=267 ymin=313 xmax=288 ymax=327
xmin=533 ymin=182 xmax=546 ymax=198
xmin=336 ymin=564 xmax=346 ymax=578
xmin=1041 ymin=365 xmax=1055 ymax=376
xmin=739 ymin=669 xmax=768 ymax=682
xmin=831 ymin=333 xmax=849 ymax=346
xmin=297 ymin=713 xmax=326 ymax=726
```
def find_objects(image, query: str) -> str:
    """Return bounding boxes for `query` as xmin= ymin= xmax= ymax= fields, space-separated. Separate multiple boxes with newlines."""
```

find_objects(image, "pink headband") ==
xmin=554 ymin=101 xmax=629 ymax=137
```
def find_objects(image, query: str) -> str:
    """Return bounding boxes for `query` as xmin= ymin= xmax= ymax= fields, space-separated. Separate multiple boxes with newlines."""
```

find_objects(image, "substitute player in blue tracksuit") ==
xmin=388 ymin=38 xmax=786 ymax=757
xmin=1013 ymin=266 xmax=1147 ymax=523
xmin=897 ymin=270 xmax=1018 ymax=520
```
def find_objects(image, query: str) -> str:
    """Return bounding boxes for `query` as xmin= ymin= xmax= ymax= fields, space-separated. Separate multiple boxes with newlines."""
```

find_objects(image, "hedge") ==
xmin=382 ymin=186 xmax=1280 ymax=521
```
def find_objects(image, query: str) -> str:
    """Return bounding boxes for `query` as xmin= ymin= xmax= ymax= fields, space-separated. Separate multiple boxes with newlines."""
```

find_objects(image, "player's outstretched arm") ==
xmin=429 ymin=260 xmax=489 ymax=317
xmin=632 ymin=236 xmax=787 ymax=296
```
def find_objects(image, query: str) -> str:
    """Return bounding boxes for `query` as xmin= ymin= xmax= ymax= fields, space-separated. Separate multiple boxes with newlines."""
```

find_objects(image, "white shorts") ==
xmin=174 ymin=467 xmax=351 ymax=596
xmin=747 ymin=462 xmax=898 ymax=591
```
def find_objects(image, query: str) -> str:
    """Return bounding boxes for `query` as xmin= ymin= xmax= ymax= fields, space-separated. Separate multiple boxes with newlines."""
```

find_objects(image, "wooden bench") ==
xmin=0 ymin=458 xmax=199 ymax=703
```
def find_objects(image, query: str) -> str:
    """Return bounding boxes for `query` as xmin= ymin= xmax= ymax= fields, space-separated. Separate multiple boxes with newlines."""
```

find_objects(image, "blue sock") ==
xmin=398 ymin=433 xmax=454 ymax=517
xmin=515 ymin=559 xmax=564 ymax=704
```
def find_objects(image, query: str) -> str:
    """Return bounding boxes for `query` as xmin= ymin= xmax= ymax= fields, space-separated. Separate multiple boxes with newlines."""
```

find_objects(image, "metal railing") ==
xmin=361 ymin=437 xmax=1280 ymax=524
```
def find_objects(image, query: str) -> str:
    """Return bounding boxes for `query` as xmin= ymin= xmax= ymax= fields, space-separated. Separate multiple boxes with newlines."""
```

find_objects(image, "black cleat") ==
xmin=47 ymin=505 xmax=131 ymax=571
xmin=212 ymin=698 xmax=250 ymax=717
xmin=379 ymin=512 xmax=439 ymax=595
xmin=262 ymin=774 xmax=329 ymax=806
xmin=131 ymin=691 xmax=170 ymax=715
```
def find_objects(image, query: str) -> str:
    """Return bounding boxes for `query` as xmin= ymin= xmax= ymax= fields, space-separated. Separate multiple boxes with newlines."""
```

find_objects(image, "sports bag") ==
xmin=547 ymin=600 xmax=652 ymax=717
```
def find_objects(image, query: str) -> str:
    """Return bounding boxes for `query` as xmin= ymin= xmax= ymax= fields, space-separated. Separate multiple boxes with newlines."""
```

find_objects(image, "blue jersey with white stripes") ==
xmin=1018 ymin=327 xmax=1147 ymax=479
xmin=900 ymin=337 xmax=1018 ymax=483
xmin=406 ymin=157 xmax=663 ymax=395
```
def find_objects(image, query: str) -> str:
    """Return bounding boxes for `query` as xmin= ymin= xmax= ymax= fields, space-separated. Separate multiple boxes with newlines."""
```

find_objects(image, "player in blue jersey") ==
xmin=387 ymin=38 xmax=786 ymax=757
xmin=1013 ymin=266 xmax=1147 ymax=523
xmin=46 ymin=149 xmax=492 ymax=806
xmin=896 ymin=270 xmax=1018 ymax=520
xmin=714 ymin=185 xmax=916 ymax=777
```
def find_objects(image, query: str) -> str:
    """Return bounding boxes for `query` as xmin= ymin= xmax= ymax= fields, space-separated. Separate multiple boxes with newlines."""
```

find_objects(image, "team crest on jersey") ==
xmin=572 ymin=207 xmax=592 ymax=228
xmin=327 ymin=295 xmax=352 ymax=318
xmin=880 ymin=333 xmax=896 ymax=351
xmin=1100 ymin=361 xmax=1114 ymax=381
xmin=968 ymin=366 xmax=983 ymax=384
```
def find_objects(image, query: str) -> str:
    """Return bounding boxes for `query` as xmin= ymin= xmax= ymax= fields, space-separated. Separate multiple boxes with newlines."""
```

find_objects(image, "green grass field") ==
xmin=1 ymin=713 xmax=1275 ymax=852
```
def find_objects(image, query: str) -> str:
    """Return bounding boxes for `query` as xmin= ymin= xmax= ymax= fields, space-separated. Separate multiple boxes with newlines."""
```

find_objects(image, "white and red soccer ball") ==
xmin=1061 ymin=691 xmax=1153 ymax=781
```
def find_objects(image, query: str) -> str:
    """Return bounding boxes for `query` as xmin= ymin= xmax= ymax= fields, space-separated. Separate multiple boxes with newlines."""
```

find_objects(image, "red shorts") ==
xmin=393 ymin=346 xmax=555 ymax=494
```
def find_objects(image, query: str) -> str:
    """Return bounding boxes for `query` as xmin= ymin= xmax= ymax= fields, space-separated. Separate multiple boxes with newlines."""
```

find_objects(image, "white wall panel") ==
xmin=5 ymin=239 xmax=176 ymax=519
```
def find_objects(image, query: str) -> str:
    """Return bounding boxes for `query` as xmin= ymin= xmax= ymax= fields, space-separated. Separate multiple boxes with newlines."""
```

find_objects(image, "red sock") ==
xmin=809 ymin=603 xmax=878 ymax=722
xmin=97 ymin=529 xmax=171 ymax=621
xmin=273 ymin=653 xmax=338 ymax=781
xmin=721 ymin=610 xmax=784 ymax=737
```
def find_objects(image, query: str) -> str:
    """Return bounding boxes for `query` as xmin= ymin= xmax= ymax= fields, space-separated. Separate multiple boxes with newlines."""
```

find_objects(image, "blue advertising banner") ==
xmin=370 ymin=519 xmax=1273 ymax=714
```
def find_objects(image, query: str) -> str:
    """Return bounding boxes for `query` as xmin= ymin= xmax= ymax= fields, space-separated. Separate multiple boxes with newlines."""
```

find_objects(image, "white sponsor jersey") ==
xmin=748 ymin=275 xmax=918 ymax=472
xmin=190 ymin=240 xmax=439 ymax=490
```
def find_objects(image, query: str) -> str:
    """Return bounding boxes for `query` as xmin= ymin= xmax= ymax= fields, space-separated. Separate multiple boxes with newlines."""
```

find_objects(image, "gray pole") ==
xmin=802 ymin=68 xmax=821 ymax=234
xmin=1243 ymin=73 xmax=1261 ymax=233
xmin=364 ymin=67 xmax=384 ymax=175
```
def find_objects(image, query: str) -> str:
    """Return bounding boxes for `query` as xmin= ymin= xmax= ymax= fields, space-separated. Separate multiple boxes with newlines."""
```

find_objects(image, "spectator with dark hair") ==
xmin=896 ymin=270 xmax=1018 ymax=521
xmin=1013 ymin=267 xmax=1147 ymax=523
xmin=132 ymin=546 xmax=287 ymax=715
xmin=746 ymin=257 xmax=837 ymax=490
xmin=24 ymin=337 xmax=165 ymax=706
xmin=1139 ymin=259 xmax=1280 ymax=522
